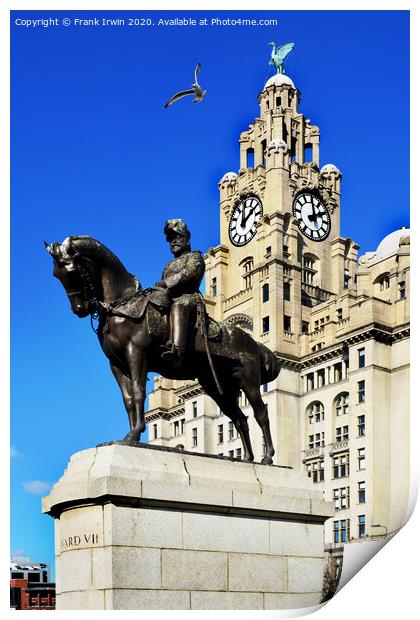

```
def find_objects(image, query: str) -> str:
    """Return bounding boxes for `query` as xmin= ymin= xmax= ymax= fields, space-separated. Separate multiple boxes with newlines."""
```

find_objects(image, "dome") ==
xmin=376 ymin=228 xmax=410 ymax=259
xmin=220 ymin=172 xmax=238 ymax=183
xmin=264 ymin=73 xmax=295 ymax=89
xmin=320 ymin=163 xmax=341 ymax=175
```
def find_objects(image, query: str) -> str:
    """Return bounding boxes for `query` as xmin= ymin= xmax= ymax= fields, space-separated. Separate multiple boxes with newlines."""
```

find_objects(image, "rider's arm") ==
xmin=164 ymin=252 xmax=205 ymax=290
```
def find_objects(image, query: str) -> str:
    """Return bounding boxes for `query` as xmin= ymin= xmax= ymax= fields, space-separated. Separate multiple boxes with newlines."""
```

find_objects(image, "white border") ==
xmin=3 ymin=1 xmax=417 ymax=618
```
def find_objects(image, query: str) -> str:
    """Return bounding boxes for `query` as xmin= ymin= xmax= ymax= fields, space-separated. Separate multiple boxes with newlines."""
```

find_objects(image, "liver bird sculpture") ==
xmin=164 ymin=63 xmax=206 ymax=108
xmin=268 ymin=42 xmax=295 ymax=75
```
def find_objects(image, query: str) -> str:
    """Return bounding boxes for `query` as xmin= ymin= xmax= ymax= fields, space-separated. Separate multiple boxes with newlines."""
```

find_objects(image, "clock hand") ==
xmin=241 ymin=206 xmax=254 ymax=227
xmin=241 ymin=206 xmax=247 ymax=227
xmin=307 ymin=204 xmax=318 ymax=223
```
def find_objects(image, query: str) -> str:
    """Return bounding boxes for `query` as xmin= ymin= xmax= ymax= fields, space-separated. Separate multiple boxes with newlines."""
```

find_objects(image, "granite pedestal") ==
xmin=42 ymin=444 xmax=334 ymax=610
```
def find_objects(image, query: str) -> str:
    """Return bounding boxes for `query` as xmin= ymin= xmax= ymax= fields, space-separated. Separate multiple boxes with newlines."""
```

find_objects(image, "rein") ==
xmin=73 ymin=256 xmax=142 ymax=335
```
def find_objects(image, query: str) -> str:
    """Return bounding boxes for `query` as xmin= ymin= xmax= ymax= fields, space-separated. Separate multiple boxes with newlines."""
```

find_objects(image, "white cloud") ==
xmin=23 ymin=480 xmax=52 ymax=494
xmin=10 ymin=445 xmax=24 ymax=459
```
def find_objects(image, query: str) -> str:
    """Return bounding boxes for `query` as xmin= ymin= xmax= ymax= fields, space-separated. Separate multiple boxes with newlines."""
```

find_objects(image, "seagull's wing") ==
xmin=276 ymin=42 xmax=294 ymax=61
xmin=164 ymin=89 xmax=196 ymax=108
xmin=194 ymin=63 xmax=202 ymax=84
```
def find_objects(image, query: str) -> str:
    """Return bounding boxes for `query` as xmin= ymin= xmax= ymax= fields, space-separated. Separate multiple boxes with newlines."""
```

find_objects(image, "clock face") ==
xmin=229 ymin=196 xmax=263 ymax=246
xmin=292 ymin=192 xmax=331 ymax=241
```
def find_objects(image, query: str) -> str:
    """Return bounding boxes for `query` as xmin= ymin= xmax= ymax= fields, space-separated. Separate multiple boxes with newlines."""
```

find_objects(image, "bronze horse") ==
xmin=45 ymin=235 xmax=281 ymax=464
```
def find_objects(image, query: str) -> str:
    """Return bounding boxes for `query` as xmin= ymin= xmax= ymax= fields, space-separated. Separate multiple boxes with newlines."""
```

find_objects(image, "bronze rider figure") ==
xmin=155 ymin=219 xmax=205 ymax=367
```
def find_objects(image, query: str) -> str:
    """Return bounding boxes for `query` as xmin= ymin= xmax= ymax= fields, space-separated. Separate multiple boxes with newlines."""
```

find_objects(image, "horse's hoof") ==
xmin=122 ymin=431 xmax=141 ymax=445
xmin=261 ymin=456 xmax=273 ymax=465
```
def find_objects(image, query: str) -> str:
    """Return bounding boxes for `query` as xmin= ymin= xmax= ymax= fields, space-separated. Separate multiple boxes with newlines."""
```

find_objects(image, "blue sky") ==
xmin=10 ymin=10 xmax=409 ymax=578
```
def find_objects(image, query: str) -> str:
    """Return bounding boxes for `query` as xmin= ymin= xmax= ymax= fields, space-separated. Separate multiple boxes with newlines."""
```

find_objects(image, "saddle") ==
xmin=106 ymin=287 xmax=223 ymax=343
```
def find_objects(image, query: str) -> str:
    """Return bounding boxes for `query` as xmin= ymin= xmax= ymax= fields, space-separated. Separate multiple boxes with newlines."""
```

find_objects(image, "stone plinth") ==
xmin=42 ymin=444 xmax=333 ymax=610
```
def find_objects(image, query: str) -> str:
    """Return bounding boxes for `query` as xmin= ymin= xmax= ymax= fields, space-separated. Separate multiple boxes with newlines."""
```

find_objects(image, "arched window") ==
xmin=302 ymin=253 xmax=318 ymax=285
xmin=335 ymin=393 xmax=349 ymax=417
xmin=374 ymin=272 xmax=391 ymax=291
xmin=307 ymin=401 xmax=324 ymax=424
xmin=241 ymin=258 xmax=254 ymax=290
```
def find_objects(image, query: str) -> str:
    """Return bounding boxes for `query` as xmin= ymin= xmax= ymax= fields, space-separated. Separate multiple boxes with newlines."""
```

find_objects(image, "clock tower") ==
xmin=205 ymin=71 xmax=352 ymax=364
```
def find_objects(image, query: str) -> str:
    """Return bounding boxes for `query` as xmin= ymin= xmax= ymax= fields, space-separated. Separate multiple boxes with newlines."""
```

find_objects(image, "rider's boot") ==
xmin=161 ymin=303 xmax=190 ymax=368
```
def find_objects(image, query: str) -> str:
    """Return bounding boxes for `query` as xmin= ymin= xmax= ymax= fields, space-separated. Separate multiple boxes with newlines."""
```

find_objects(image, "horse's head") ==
xmin=45 ymin=237 xmax=98 ymax=318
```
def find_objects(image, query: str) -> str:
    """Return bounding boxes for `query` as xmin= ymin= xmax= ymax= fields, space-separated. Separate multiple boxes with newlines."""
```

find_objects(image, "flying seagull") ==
xmin=164 ymin=63 xmax=206 ymax=108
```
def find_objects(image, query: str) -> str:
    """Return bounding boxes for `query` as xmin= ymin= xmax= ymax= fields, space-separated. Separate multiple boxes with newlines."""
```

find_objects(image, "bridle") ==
xmin=69 ymin=256 xmax=142 ymax=335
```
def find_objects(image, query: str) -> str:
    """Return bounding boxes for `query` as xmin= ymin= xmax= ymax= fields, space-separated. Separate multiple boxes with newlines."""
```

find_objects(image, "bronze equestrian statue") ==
xmin=45 ymin=224 xmax=281 ymax=464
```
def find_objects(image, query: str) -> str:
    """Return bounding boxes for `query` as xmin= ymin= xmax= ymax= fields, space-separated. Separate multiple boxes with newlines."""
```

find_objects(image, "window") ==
xmin=308 ymin=432 xmax=324 ymax=449
xmin=242 ymin=258 xmax=254 ymax=289
xmin=358 ymin=380 xmax=365 ymax=403
xmin=276 ymin=96 xmax=281 ymax=107
xmin=399 ymin=281 xmax=406 ymax=300
xmin=358 ymin=448 xmax=366 ymax=470
xmin=262 ymin=283 xmax=269 ymax=303
xmin=180 ymin=418 xmax=185 ymax=434
xmin=192 ymin=401 xmax=198 ymax=417
xmin=344 ymin=269 xmax=351 ymax=289
xmin=262 ymin=383 xmax=268 ymax=393
xmin=284 ymin=281 xmax=291 ymax=301
xmin=284 ymin=315 xmax=291 ymax=332
xmin=153 ymin=424 xmax=158 ymax=440
xmin=334 ymin=363 xmax=343 ymax=382
xmin=335 ymin=393 xmax=349 ymax=416
xmin=236 ymin=448 xmax=242 ymax=460
xmin=358 ymin=481 xmax=366 ymax=504
xmin=229 ymin=450 xmax=234 ymax=458
xmin=265 ymin=246 xmax=272 ymax=257
xmin=307 ymin=401 xmax=324 ymax=424
xmin=358 ymin=415 xmax=365 ymax=437
xmin=192 ymin=427 xmax=198 ymax=447
xmin=307 ymin=460 xmax=324 ymax=483
xmin=218 ymin=424 xmax=224 ymax=444
xmin=262 ymin=316 xmax=270 ymax=333
xmin=337 ymin=308 xmax=343 ymax=321
xmin=379 ymin=274 xmax=390 ymax=290
xmin=336 ymin=426 xmax=349 ymax=442
xmin=358 ymin=348 xmax=366 ymax=368
xmin=334 ymin=519 xmax=350 ymax=543
xmin=211 ymin=277 xmax=217 ymax=297
xmin=228 ymin=421 xmax=234 ymax=440
xmin=333 ymin=453 xmax=349 ymax=478
xmin=302 ymin=321 xmax=309 ymax=334
xmin=333 ymin=487 xmax=350 ymax=510
xmin=283 ymin=244 xmax=289 ymax=256
xmin=307 ymin=373 xmax=314 ymax=391
xmin=358 ymin=515 xmax=366 ymax=538
xmin=303 ymin=255 xmax=316 ymax=285
xmin=174 ymin=421 xmax=180 ymax=436
xmin=317 ymin=369 xmax=325 ymax=388
xmin=246 ymin=148 xmax=255 ymax=169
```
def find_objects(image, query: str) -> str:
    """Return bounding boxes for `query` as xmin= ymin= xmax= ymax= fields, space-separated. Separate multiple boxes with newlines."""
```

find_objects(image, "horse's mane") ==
xmin=67 ymin=235 xmax=130 ymax=274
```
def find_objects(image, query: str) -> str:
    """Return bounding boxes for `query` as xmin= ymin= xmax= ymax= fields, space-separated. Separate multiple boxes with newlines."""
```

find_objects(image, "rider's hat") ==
xmin=164 ymin=219 xmax=191 ymax=241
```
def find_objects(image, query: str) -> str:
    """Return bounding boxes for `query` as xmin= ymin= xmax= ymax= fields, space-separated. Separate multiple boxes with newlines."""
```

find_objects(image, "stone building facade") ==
xmin=146 ymin=72 xmax=410 ymax=548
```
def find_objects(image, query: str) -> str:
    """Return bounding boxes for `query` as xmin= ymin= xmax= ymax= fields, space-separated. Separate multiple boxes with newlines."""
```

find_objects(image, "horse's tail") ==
xmin=258 ymin=343 xmax=281 ymax=384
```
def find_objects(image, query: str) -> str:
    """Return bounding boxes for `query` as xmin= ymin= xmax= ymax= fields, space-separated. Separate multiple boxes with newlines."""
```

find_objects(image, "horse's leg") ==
xmin=124 ymin=346 xmax=148 ymax=443
xmin=242 ymin=383 xmax=275 ymax=465
xmin=198 ymin=375 xmax=254 ymax=462
xmin=110 ymin=364 xmax=136 ymax=433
